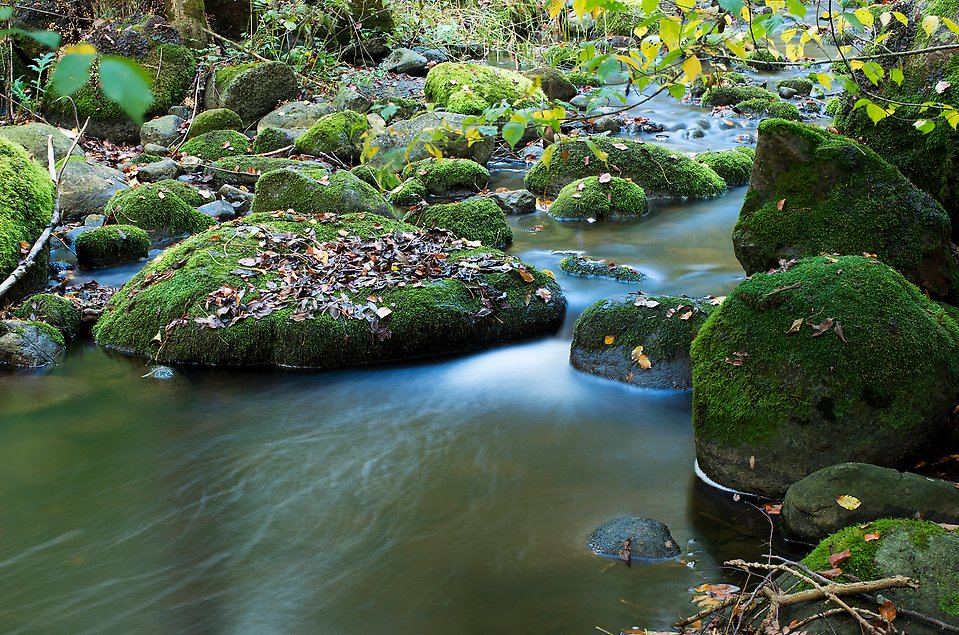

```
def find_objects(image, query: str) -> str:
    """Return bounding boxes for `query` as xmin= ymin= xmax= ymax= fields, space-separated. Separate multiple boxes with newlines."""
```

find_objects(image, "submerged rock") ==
xmin=487 ymin=189 xmax=536 ymax=215
xmin=586 ymin=517 xmax=681 ymax=560
xmin=204 ymin=61 xmax=298 ymax=124
xmin=93 ymin=211 xmax=565 ymax=368
xmin=572 ymin=294 xmax=714 ymax=390
xmin=782 ymin=463 xmax=959 ymax=543
xmin=560 ymin=256 xmax=644 ymax=283
xmin=0 ymin=319 xmax=64 ymax=368
xmin=691 ymin=256 xmax=959 ymax=497
xmin=424 ymin=62 xmax=545 ymax=115
xmin=702 ymin=84 xmax=777 ymax=107
xmin=548 ymin=176 xmax=648 ymax=220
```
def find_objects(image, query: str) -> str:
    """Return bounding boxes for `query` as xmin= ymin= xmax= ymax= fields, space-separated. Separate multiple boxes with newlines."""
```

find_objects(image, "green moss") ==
xmin=14 ymin=293 xmax=80 ymax=338
xmin=350 ymin=164 xmax=401 ymax=191
xmin=734 ymin=119 xmax=957 ymax=297
xmin=824 ymin=96 xmax=841 ymax=116
xmin=187 ymin=108 xmax=243 ymax=139
xmin=735 ymin=98 xmax=802 ymax=120
xmin=424 ymin=62 xmax=547 ymax=115
xmin=151 ymin=179 xmax=208 ymax=207
xmin=391 ymin=178 xmax=428 ymax=206
xmin=213 ymin=63 xmax=258 ymax=95
xmin=525 ymin=136 xmax=726 ymax=197
xmin=401 ymin=158 xmax=490 ymax=195
xmin=776 ymin=77 xmax=813 ymax=96
xmin=93 ymin=211 xmax=563 ymax=368
xmin=125 ymin=153 xmax=167 ymax=168
xmin=560 ymin=256 xmax=644 ymax=282
xmin=691 ymin=256 xmax=959 ymax=446
xmin=371 ymin=97 xmax=424 ymax=123
xmin=691 ymin=72 xmax=748 ymax=98
xmin=746 ymin=48 xmax=783 ymax=70
xmin=941 ymin=592 xmax=959 ymax=616
xmin=702 ymin=84 xmax=778 ymax=107
xmin=567 ymin=71 xmax=603 ymax=87
xmin=696 ymin=149 xmax=754 ymax=187
xmin=75 ymin=224 xmax=151 ymax=268
xmin=294 ymin=110 xmax=370 ymax=162
xmin=104 ymin=185 xmax=215 ymax=236
xmin=541 ymin=45 xmax=577 ymax=68
xmin=17 ymin=318 xmax=66 ymax=347
xmin=407 ymin=197 xmax=511 ymax=247
xmin=0 ymin=138 xmax=55 ymax=287
xmin=549 ymin=176 xmax=648 ymax=219
xmin=251 ymin=168 xmax=392 ymax=217
xmin=251 ymin=127 xmax=296 ymax=155
xmin=180 ymin=129 xmax=250 ymax=161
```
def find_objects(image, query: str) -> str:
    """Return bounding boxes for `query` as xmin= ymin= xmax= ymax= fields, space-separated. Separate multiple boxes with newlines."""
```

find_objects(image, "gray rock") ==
xmin=197 ymin=200 xmax=237 ymax=221
xmin=332 ymin=85 xmax=373 ymax=114
xmin=367 ymin=112 xmax=495 ymax=167
xmin=168 ymin=105 xmax=193 ymax=119
xmin=381 ymin=47 xmax=429 ymax=76
xmin=218 ymin=184 xmax=254 ymax=214
xmin=412 ymin=46 xmax=449 ymax=64
xmin=140 ymin=114 xmax=185 ymax=147
xmin=0 ymin=320 xmax=63 ymax=369
xmin=586 ymin=517 xmax=681 ymax=560
xmin=256 ymin=100 xmax=334 ymax=134
xmin=84 ymin=214 xmax=106 ymax=227
xmin=524 ymin=67 xmax=577 ymax=102
xmin=685 ymin=127 xmax=706 ymax=139
xmin=136 ymin=158 xmax=181 ymax=182
xmin=0 ymin=122 xmax=82 ymax=163
xmin=63 ymin=226 xmax=96 ymax=249
xmin=592 ymin=116 xmax=621 ymax=134
xmin=205 ymin=61 xmax=299 ymax=124
xmin=488 ymin=189 xmax=536 ymax=215
xmin=782 ymin=463 xmax=959 ymax=543
xmin=778 ymin=86 xmax=798 ymax=99
xmin=143 ymin=143 xmax=171 ymax=155
xmin=58 ymin=159 xmax=129 ymax=221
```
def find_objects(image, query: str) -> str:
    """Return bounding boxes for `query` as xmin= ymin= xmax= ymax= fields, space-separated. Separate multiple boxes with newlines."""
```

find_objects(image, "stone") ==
xmin=696 ymin=147 xmax=754 ymax=188
xmin=140 ymin=114 xmax=185 ymax=147
xmin=548 ymin=176 xmax=648 ymax=220
xmin=586 ymin=517 xmax=681 ymax=560
xmin=57 ymin=158 xmax=129 ymax=221
xmin=256 ymin=100 xmax=333 ymax=134
xmin=524 ymin=67 xmax=577 ymax=102
xmin=0 ymin=320 xmax=64 ymax=369
xmin=251 ymin=127 xmax=302 ymax=155
xmin=218 ymin=184 xmax=254 ymax=214
xmin=205 ymin=61 xmax=299 ymax=124
xmin=412 ymin=46 xmax=449 ymax=64
xmin=205 ymin=156 xmax=303 ymax=187
xmin=381 ymin=47 xmax=429 ymax=75
xmin=104 ymin=183 xmax=215 ymax=238
xmin=400 ymin=158 xmax=490 ymax=196
xmin=778 ymin=86 xmax=798 ymax=99
xmin=13 ymin=293 xmax=81 ymax=340
xmin=75 ymin=225 xmax=151 ymax=268
xmin=332 ymin=85 xmax=373 ymax=113
xmin=186 ymin=108 xmax=243 ymax=139
xmin=0 ymin=122 xmax=82 ymax=163
xmin=487 ymin=189 xmax=536 ymax=215
xmin=592 ymin=116 xmax=621 ymax=133
xmin=366 ymin=112 xmax=496 ymax=167
xmin=197 ymin=200 xmax=237 ymax=221
xmin=425 ymin=62 xmax=546 ymax=115
xmin=143 ymin=143 xmax=170 ymax=155
xmin=409 ymin=196 xmax=512 ymax=247
xmin=168 ymin=105 xmax=192 ymax=119
xmin=179 ymin=130 xmax=250 ymax=161
xmin=294 ymin=110 xmax=370 ymax=162
xmin=135 ymin=158 xmax=181 ymax=182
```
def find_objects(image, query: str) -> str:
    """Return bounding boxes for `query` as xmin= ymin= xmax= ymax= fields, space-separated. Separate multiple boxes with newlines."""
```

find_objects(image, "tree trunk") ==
xmin=165 ymin=0 xmax=209 ymax=48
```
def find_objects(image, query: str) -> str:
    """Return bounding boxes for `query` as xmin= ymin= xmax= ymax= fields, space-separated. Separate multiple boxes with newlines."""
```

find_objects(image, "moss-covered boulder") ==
xmin=251 ymin=127 xmax=300 ymax=155
xmin=93 ymin=211 xmax=565 ymax=368
xmin=734 ymin=119 xmax=958 ymax=298
xmin=0 ymin=138 xmax=55 ymax=303
xmin=691 ymin=256 xmax=959 ymax=497
xmin=400 ymin=158 xmax=490 ymax=196
xmin=524 ymin=67 xmax=577 ymax=102
xmin=424 ymin=62 xmax=546 ymax=115
xmin=206 ymin=156 xmax=301 ymax=187
xmin=350 ymin=164 xmax=401 ymax=192
xmin=567 ymin=71 xmax=603 ymax=88
xmin=777 ymin=77 xmax=813 ymax=96
xmin=390 ymin=178 xmax=429 ymax=206
xmin=366 ymin=112 xmax=496 ymax=167
xmin=294 ymin=110 xmax=370 ymax=162
xmin=559 ymin=256 xmax=644 ymax=283
xmin=187 ymin=108 xmax=244 ymax=139
xmin=257 ymin=100 xmax=334 ymax=134
xmin=251 ymin=168 xmax=392 ymax=218
xmin=702 ymin=84 xmax=778 ymax=107
xmin=0 ymin=319 xmax=64 ymax=368
xmin=406 ymin=197 xmax=512 ymax=247
xmin=525 ymin=137 xmax=726 ymax=197
xmin=43 ymin=15 xmax=197 ymax=143
xmin=792 ymin=520 xmax=959 ymax=632
xmin=180 ymin=129 xmax=250 ymax=161
xmin=150 ymin=179 xmax=209 ymax=207
xmin=14 ymin=293 xmax=80 ymax=339
xmin=572 ymin=294 xmax=714 ymax=389
xmin=696 ymin=147 xmax=754 ymax=187
xmin=548 ymin=176 xmax=648 ymax=220
xmin=204 ymin=61 xmax=299 ymax=124
xmin=734 ymin=98 xmax=802 ymax=121
xmin=104 ymin=184 xmax=215 ymax=238
xmin=745 ymin=48 xmax=783 ymax=70
xmin=0 ymin=122 xmax=82 ymax=163
xmin=75 ymin=225 xmax=151 ymax=268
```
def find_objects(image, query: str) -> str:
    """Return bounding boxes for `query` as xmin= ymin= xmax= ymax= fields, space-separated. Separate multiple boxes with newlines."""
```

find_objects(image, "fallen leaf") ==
xmin=517 ymin=267 xmax=535 ymax=283
xmin=634 ymin=297 xmax=660 ymax=308
xmin=375 ymin=306 xmax=392 ymax=319
xmin=777 ymin=198 xmax=786 ymax=211
xmin=829 ymin=548 xmax=851 ymax=567
xmin=680 ymin=310 xmax=693 ymax=320
xmin=763 ymin=503 xmax=782 ymax=515
xmin=535 ymin=287 xmax=552 ymax=303
xmin=818 ymin=567 xmax=843 ymax=579
xmin=786 ymin=318 xmax=804 ymax=334
xmin=836 ymin=494 xmax=861 ymax=510
xmin=598 ymin=172 xmax=612 ymax=183
xmin=810 ymin=317 xmax=835 ymax=336
xmin=937 ymin=522 xmax=959 ymax=531
xmin=936 ymin=80 xmax=951 ymax=94
xmin=879 ymin=600 xmax=897 ymax=622
xmin=604 ymin=335 xmax=616 ymax=345
xmin=863 ymin=532 xmax=881 ymax=542
xmin=834 ymin=321 xmax=848 ymax=343
xmin=631 ymin=345 xmax=652 ymax=369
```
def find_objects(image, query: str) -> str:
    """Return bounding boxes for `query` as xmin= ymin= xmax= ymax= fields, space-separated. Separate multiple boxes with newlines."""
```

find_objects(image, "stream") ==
xmin=0 ymin=69 xmax=826 ymax=634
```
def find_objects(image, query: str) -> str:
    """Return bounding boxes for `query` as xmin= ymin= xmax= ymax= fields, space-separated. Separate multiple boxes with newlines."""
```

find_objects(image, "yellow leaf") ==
xmin=892 ymin=11 xmax=908 ymax=24
xmin=922 ymin=14 xmax=940 ymax=37
xmin=630 ymin=345 xmax=653 ymax=369
xmin=854 ymin=7 xmax=874 ymax=28
xmin=660 ymin=17 xmax=681 ymax=50
xmin=682 ymin=54 xmax=702 ymax=83
xmin=547 ymin=0 xmax=565 ymax=18
xmin=573 ymin=0 xmax=587 ymax=16
xmin=836 ymin=494 xmax=862 ymax=510
xmin=676 ymin=0 xmax=695 ymax=12
xmin=604 ymin=335 xmax=616 ymax=345
xmin=66 ymin=42 xmax=97 ymax=55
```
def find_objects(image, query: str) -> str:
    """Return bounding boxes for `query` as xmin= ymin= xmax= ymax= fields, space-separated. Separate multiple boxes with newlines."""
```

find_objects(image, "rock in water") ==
xmin=691 ymin=255 xmax=959 ymax=497
xmin=586 ymin=517 xmax=681 ymax=560
xmin=366 ymin=112 xmax=496 ymax=167
xmin=0 ymin=320 xmax=64 ymax=369
xmin=548 ymin=176 xmax=648 ymax=220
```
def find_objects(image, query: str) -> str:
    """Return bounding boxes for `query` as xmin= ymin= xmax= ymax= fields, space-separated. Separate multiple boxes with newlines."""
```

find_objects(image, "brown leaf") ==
xmin=879 ymin=600 xmax=897 ymax=623
xmin=679 ymin=310 xmax=693 ymax=320
xmin=786 ymin=318 xmax=803 ymax=334
xmin=834 ymin=321 xmax=848 ymax=342
xmin=863 ymin=532 xmax=881 ymax=542
xmin=517 ymin=267 xmax=535 ymax=283
xmin=598 ymin=172 xmax=612 ymax=183
xmin=631 ymin=345 xmax=652 ymax=369
xmin=810 ymin=317 xmax=835 ymax=336
xmin=777 ymin=198 xmax=786 ymax=211
xmin=828 ymin=548 xmax=851 ymax=567
xmin=818 ymin=568 xmax=843 ymax=579
xmin=763 ymin=503 xmax=782 ymax=515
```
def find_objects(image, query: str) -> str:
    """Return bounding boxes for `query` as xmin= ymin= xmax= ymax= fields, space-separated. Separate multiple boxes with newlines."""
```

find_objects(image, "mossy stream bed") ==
xmin=0 ymin=68 xmax=822 ymax=634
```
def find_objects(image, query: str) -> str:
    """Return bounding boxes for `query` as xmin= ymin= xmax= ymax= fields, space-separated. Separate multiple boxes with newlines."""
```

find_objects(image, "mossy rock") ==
xmin=571 ymin=294 xmax=714 ymax=390
xmin=251 ymin=168 xmax=392 ymax=218
xmin=567 ymin=71 xmax=604 ymax=87
xmin=0 ymin=138 xmax=55 ymax=303
xmin=14 ymin=293 xmax=80 ymax=339
xmin=401 ymin=158 xmax=490 ymax=196
xmin=696 ymin=148 xmax=754 ymax=187
xmin=390 ymin=178 xmax=429 ymax=206
xmin=251 ymin=127 xmax=300 ymax=155
xmin=0 ymin=122 xmax=82 ymax=163
xmin=205 ymin=61 xmax=299 ymax=124
xmin=548 ymin=176 xmax=648 ymax=220
xmin=824 ymin=96 xmax=841 ymax=116
xmin=424 ymin=62 xmax=546 ymax=115
xmin=366 ymin=112 xmax=496 ymax=168
xmin=206 ymin=155 xmax=301 ymax=187
xmin=180 ymin=129 xmax=250 ymax=161
xmin=294 ymin=110 xmax=370 ymax=162
xmin=524 ymin=67 xmax=577 ymax=102
xmin=691 ymin=72 xmax=748 ymax=98
xmin=777 ymin=77 xmax=813 ymax=96
xmin=790 ymin=519 xmax=959 ymax=632
xmin=559 ymin=256 xmax=644 ymax=283
xmin=406 ymin=197 xmax=512 ymax=247
xmin=702 ymin=84 xmax=778 ymax=107
xmin=734 ymin=98 xmax=802 ymax=121
xmin=75 ymin=224 xmax=151 ymax=269
xmin=350 ymin=164 xmax=401 ymax=191
xmin=691 ymin=255 xmax=959 ymax=497
xmin=151 ymin=179 xmax=209 ymax=207
xmin=104 ymin=184 xmax=215 ymax=237
xmin=524 ymin=137 xmax=726 ymax=197
xmin=745 ymin=48 xmax=783 ymax=70
xmin=187 ymin=108 xmax=243 ymax=139
xmin=370 ymin=97 xmax=424 ymax=124
xmin=0 ymin=319 xmax=64 ymax=368
xmin=93 ymin=211 xmax=565 ymax=368
xmin=734 ymin=119 xmax=958 ymax=298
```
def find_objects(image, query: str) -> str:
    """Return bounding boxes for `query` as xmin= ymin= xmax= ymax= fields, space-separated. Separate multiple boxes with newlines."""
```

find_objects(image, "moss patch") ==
xmin=187 ymin=108 xmax=243 ymax=139
xmin=549 ymin=176 xmax=648 ymax=219
xmin=560 ymin=256 xmax=644 ymax=283
xmin=104 ymin=184 xmax=215 ymax=236
xmin=696 ymin=148 xmax=754 ymax=187
xmin=407 ymin=197 xmax=511 ymax=247
xmin=401 ymin=158 xmax=490 ymax=196
xmin=14 ymin=293 xmax=80 ymax=338
xmin=251 ymin=168 xmax=392 ymax=218
xmin=75 ymin=224 xmax=151 ymax=268
xmin=424 ymin=62 xmax=546 ymax=115
xmin=151 ymin=179 xmax=208 ymax=207
xmin=735 ymin=98 xmax=802 ymax=121
xmin=777 ymin=77 xmax=813 ymax=96
xmin=180 ymin=129 xmax=250 ymax=161
xmin=702 ymin=84 xmax=778 ymax=107
xmin=294 ymin=110 xmax=370 ymax=162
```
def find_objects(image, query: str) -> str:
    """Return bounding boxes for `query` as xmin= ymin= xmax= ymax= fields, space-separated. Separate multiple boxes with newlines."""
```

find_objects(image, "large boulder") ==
xmin=257 ymin=100 xmax=333 ymax=134
xmin=691 ymin=256 xmax=959 ymax=497
xmin=571 ymin=294 xmax=715 ymax=390
xmin=734 ymin=119 xmax=958 ymax=298
xmin=57 ymin=157 xmax=129 ymax=221
xmin=14 ymin=293 xmax=80 ymax=340
xmin=381 ymin=48 xmax=429 ymax=76
xmin=424 ymin=62 xmax=546 ymax=115
xmin=400 ymin=158 xmax=490 ymax=196
xmin=548 ymin=176 xmax=648 ymax=220
xmin=187 ymin=108 xmax=243 ymax=139
xmin=366 ymin=111 xmax=496 ymax=167
xmin=251 ymin=168 xmax=392 ymax=218
xmin=782 ymin=463 xmax=959 ymax=543
xmin=0 ymin=123 xmax=82 ymax=163
xmin=103 ymin=183 xmax=215 ymax=239
xmin=93 ymin=211 xmax=565 ymax=368
xmin=524 ymin=67 xmax=577 ymax=102
xmin=294 ymin=110 xmax=370 ymax=162
xmin=586 ymin=517 xmax=681 ymax=560
xmin=524 ymin=137 xmax=726 ymax=197
xmin=0 ymin=138 xmax=55 ymax=303
xmin=204 ymin=61 xmax=299 ymax=125
xmin=0 ymin=320 xmax=64 ymax=368
xmin=406 ymin=197 xmax=512 ymax=248
xmin=43 ymin=15 xmax=197 ymax=143
xmin=75 ymin=225 xmax=151 ymax=268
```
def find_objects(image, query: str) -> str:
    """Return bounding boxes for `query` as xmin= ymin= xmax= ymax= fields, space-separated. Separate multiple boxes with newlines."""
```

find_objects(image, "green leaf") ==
xmin=889 ymin=67 xmax=903 ymax=85
xmin=668 ymin=83 xmax=687 ymax=99
xmin=785 ymin=0 xmax=805 ymax=19
xmin=49 ymin=50 xmax=97 ymax=98
xmin=502 ymin=122 xmax=525 ymax=148
xmin=0 ymin=6 xmax=13 ymax=20
xmin=914 ymin=119 xmax=935 ymax=134
xmin=862 ymin=61 xmax=884 ymax=85
xmin=99 ymin=55 xmax=154 ymax=123
xmin=642 ymin=0 xmax=659 ymax=15
xmin=718 ymin=0 xmax=744 ymax=14
xmin=842 ymin=11 xmax=864 ymax=32
xmin=584 ymin=138 xmax=609 ymax=163
xmin=865 ymin=102 xmax=888 ymax=123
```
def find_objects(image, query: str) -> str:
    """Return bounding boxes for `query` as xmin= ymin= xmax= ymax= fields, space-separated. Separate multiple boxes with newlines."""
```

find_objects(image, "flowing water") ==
xmin=0 ymin=71 xmax=823 ymax=634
